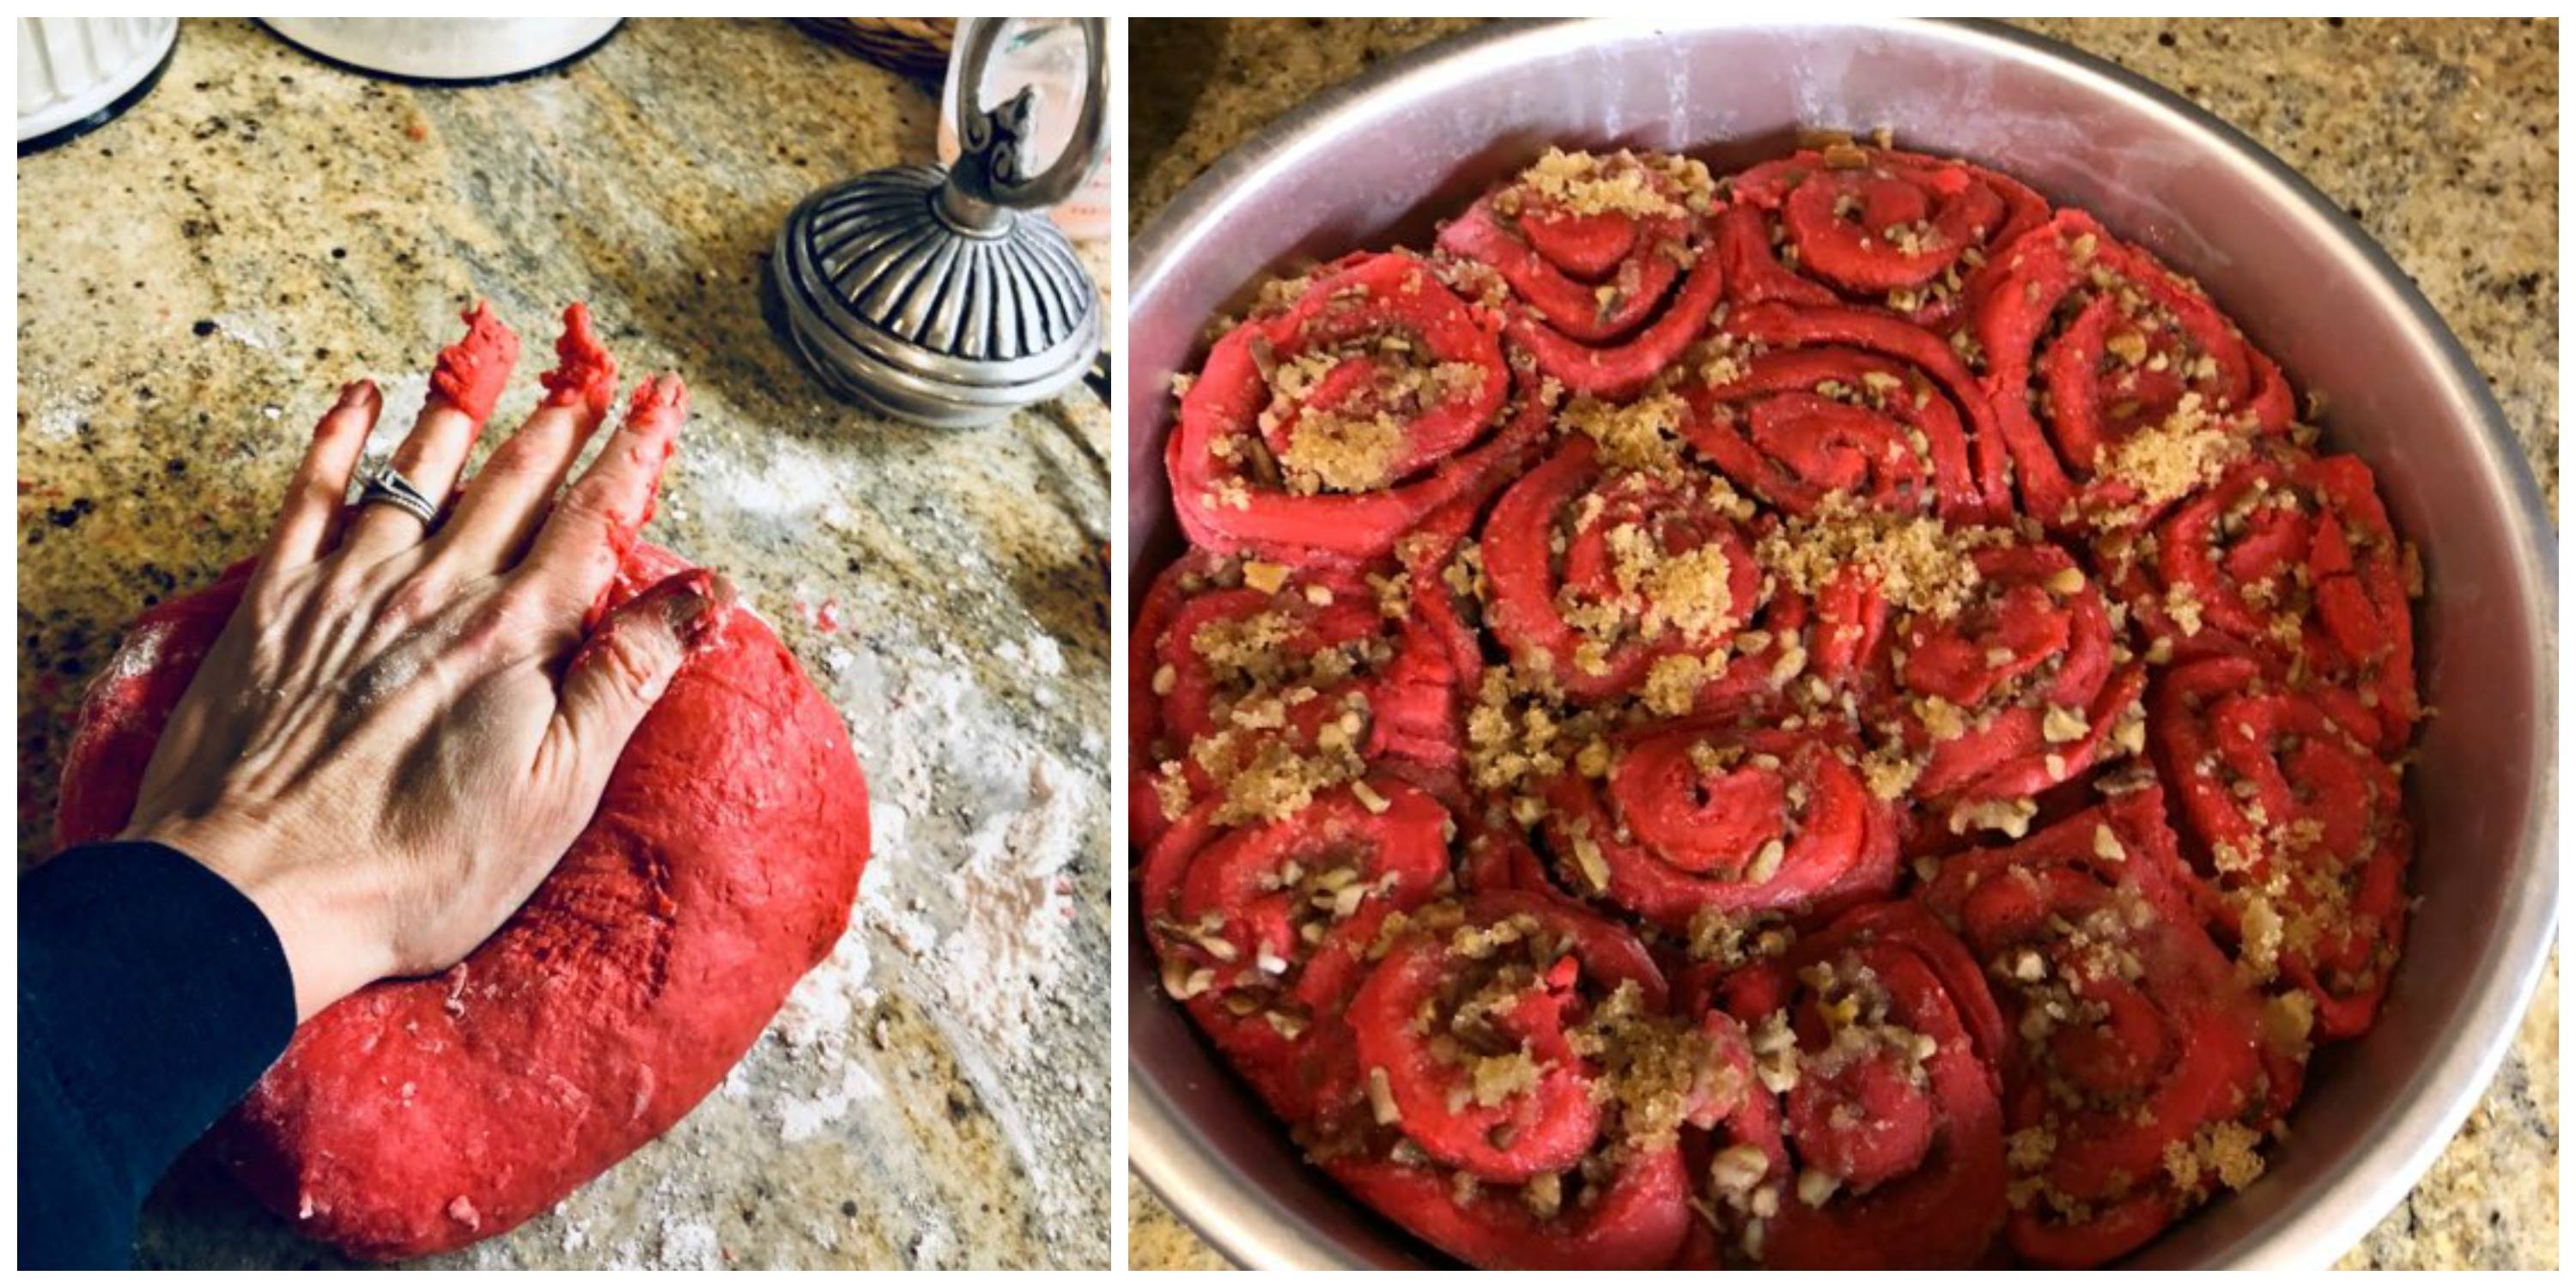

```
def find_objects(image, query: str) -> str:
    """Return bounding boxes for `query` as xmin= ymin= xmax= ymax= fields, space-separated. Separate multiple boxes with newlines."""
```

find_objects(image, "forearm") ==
xmin=18 ymin=841 xmax=297 ymax=1268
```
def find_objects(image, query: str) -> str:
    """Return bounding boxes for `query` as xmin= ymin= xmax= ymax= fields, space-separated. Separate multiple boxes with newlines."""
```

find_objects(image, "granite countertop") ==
xmin=18 ymin=18 xmax=1109 ymax=1270
xmin=1127 ymin=16 xmax=2556 ymax=1272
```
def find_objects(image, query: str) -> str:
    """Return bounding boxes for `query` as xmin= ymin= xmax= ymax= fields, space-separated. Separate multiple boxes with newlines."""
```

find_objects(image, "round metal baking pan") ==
xmin=1128 ymin=16 xmax=2555 ymax=1271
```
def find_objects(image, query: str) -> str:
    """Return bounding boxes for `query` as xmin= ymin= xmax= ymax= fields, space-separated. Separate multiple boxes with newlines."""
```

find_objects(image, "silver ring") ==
xmin=356 ymin=464 xmax=440 ymax=527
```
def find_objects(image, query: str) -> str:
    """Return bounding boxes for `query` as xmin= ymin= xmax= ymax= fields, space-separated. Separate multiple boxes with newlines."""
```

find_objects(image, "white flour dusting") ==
xmin=654 ymin=1217 xmax=722 ymax=1270
xmin=774 ymin=925 xmax=876 ymax=1050
xmin=940 ymin=750 xmax=1084 ymax=1049
xmin=834 ymin=644 xmax=1087 ymax=1049
xmin=206 ymin=312 xmax=280 ymax=352
xmin=760 ymin=923 xmax=884 ymax=1141
xmin=994 ymin=635 xmax=1066 ymax=678
xmin=29 ymin=388 xmax=99 ymax=443
xmin=683 ymin=432 xmax=854 ymax=529
xmin=775 ymin=1060 xmax=884 ymax=1144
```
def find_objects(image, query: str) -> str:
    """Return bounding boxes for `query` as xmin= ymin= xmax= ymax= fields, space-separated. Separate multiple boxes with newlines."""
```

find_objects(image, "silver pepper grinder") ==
xmin=774 ymin=17 xmax=1105 ymax=428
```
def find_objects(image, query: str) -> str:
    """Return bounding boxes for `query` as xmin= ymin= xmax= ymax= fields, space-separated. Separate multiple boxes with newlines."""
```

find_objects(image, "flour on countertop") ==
xmin=653 ymin=1217 xmax=723 ymax=1270
xmin=996 ymin=635 xmax=1067 ymax=677
xmin=835 ymin=646 xmax=1088 ymax=1050
xmin=28 ymin=387 xmax=100 ymax=443
xmin=775 ymin=1060 xmax=884 ymax=1144
xmin=204 ymin=312 xmax=280 ymax=352
xmin=761 ymin=924 xmax=885 ymax=1142
xmin=679 ymin=428 xmax=854 ymax=530
xmin=941 ymin=750 xmax=1084 ymax=1050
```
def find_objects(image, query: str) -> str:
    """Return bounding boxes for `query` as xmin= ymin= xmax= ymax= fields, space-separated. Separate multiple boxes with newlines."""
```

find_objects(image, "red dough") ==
xmin=1128 ymin=551 xmax=1463 ymax=854
xmin=1139 ymin=775 xmax=1455 ymax=1127
xmin=1880 ymin=542 xmax=2148 ymax=824
xmin=537 ymin=302 xmax=619 ymax=416
xmin=1696 ymin=301 xmax=2012 ymax=523
xmin=1480 ymin=435 xmax=1767 ymax=703
xmin=2152 ymin=656 xmax=2409 ymax=1037
xmin=1717 ymin=143 xmax=2048 ymax=329
xmin=1437 ymin=149 xmax=1728 ymax=399
xmin=1540 ymin=722 xmax=1899 ymax=933
xmin=1918 ymin=789 xmax=2290 ymax=1270
xmin=2109 ymin=450 xmax=2419 ymax=750
xmin=56 ymin=544 xmax=871 ymax=1261
xmin=1689 ymin=902 xmax=2008 ymax=1269
xmin=1166 ymin=251 xmax=1537 ymax=565
xmin=1330 ymin=894 xmax=1698 ymax=1271
xmin=1349 ymin=893 xmax=1662 ymax=1181
xmin=427 ymin=301 xmax=521 ymax=424
xmin=1967 ymin=210 xmax=2295 ymax=530
xmin=1142 ymin=142 xmax=2422 ymax=1271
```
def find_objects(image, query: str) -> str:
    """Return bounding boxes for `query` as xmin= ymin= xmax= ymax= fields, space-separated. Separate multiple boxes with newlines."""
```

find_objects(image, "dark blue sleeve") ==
xmin=17 ymin=841 xmax=296 ymax=1269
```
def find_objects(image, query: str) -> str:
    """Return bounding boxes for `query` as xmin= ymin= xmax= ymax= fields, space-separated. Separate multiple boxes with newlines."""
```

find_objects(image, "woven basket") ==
xmin=792 ymin=18 xmax=957 ymax=80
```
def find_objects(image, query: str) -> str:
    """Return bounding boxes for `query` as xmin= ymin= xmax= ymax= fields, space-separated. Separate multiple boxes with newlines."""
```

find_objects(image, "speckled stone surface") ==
xmin=1127 ymin=16 xmax=2556 ymax=1272
xmin=19 ymin=18 xmax=1109 ymax=1269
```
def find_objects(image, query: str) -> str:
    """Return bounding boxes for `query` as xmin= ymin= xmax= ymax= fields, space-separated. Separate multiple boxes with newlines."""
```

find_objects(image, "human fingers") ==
xmin=531 ymin=568 xmax=732 ymax=811
xmin=339 ymin=301 xmax=519 ymax=563
xmin=513 ymin=373 xmax=686 ymax=623
xmin=428 ymin=303 xmax=620 ymax=579
xmin=256 ymin=380 xmax=381 ymax=578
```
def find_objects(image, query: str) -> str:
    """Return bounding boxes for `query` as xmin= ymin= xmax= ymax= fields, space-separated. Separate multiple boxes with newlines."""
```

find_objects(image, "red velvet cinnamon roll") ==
xmin=1169 ymin=251 xmax=1544 ymax=564
xmin=1690 ymin=901 xmax=2009 ymax=1269
xmin=1717 ymin=142 xmax=2049 ymax=330
xmin=1139 ymin=775 xmax=1457 ymax=1125
xmin=1325 ymin=892 xmax=1716 ymax=1269
xmin=1918 ymin=788 xmax=2299 ymax=1269
xmin=1681 ymin=301 xmax=2009 ymax=524
xmin=2152 ymin=656 xmax=2409 ymax=1038
xmin=1967 ymin=210 xmax=2296 ymax=532
xmin=1478 ymin=429 xmax=1848 ymax=717
xmin=1873 ymin=541 xmax=2148 ymax=835
xmin=1128 ymin=550 xmax=1464 ymax=852
xmin=1437 ymin=149 xmax=1728 ymax=399
xmin=2108 ymin=451 xmax=2419 ymax=751
xmin=1537 ymin=721 xmax=1899 ymax=934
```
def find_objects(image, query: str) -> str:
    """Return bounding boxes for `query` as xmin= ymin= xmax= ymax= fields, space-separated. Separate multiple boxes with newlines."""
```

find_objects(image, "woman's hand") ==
xmin=125 ymin=304 xmax=729 ymax=1021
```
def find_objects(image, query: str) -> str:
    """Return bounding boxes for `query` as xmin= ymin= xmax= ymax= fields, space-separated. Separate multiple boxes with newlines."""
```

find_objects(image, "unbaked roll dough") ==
xmin=55 ymin=543 xmax=872 ymax=1260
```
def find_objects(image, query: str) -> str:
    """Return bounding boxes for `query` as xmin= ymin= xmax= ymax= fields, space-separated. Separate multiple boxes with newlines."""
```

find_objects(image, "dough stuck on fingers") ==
xmin=432 ymin=306 xmax=626 ymax=574
xmin=426 ymin=301 xmax=521 ymax=425
xmin=536 ymin=302 xmax=618 ymax=416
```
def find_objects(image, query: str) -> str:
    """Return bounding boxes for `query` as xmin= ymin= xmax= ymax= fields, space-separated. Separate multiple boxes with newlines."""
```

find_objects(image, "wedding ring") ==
xmin=356 ymin=463 xmax=440 ymax=527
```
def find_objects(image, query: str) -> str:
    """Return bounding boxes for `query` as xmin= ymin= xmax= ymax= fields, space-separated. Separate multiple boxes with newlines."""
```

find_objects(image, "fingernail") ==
xmin=665 ymin=572 xmax=735 ymax=647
